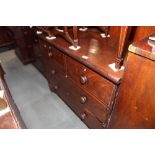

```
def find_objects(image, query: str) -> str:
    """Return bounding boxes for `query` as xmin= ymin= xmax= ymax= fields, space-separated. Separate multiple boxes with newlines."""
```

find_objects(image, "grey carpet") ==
xmin=0 ymin=49 xmax=88 ymax=129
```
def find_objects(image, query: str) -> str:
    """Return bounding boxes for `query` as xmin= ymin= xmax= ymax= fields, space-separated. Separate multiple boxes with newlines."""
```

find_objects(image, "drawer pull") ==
xmin=44 ymin=44 xmax=47 ymax=48
xmin=66 ymin=92 xmax=70 ymax=96
xmin=34 ymin=39 xmax=38 ymax=43
xmin=48 ymin=52 xmax=53 ymax=57
xmin=27 ymin=45 xmax=32 ymax=48
xmin=54 ymin=85 xmax=58 ymax=90
xmin=102 ymin=122 xmax=107 ymax=128
xmin=80 ymin=75 xmax=87 ymax=84
xmin=51 ymin=69 xmax=56 ymax=75
xmin=24 ymin=31 xmax=28 ymax=35
xmin=80 ymin=96 xmax=87 ymax=104
xmin=81 ymin=112 xmax=87 ymax=120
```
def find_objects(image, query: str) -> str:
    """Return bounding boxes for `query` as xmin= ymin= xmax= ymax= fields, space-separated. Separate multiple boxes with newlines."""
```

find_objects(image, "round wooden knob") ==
xmin=66 ymin=92 xmax=70 ymax=96
xmin=80 ymin=96 xmax=87 ymax=104
xmin=34 ymin=39 xmax=38 ymax=43
xmin=81 ymin=112 xmax=87 ymax=120
xmin=44 ymin=44 xmax=47 ymax=48
xmin=27 ymin=45 xmax=32 ymax=48
xmin=51 ymin=69 xmax=56 ymax=75
xmin=80 ymin=75 xmax=87 ymax=84
xmin=24 ymin=31 xmax=28 ymax=35
xmin=54 ymin=85 xmax=58 ymax=90
xmin=48 ymin=52 xmax=53 ymax=57
xmin=102 ymin=122 xmax=107 ymax=128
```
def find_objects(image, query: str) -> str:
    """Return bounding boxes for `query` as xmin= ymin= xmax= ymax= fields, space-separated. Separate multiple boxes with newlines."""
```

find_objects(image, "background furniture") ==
xmin=10 ymin=27 xmax=35 ymax=64
xmin=0 ymin=27 xmax=15 ymax=51
xmin=109 ymin=36 xmax=155 ymax=128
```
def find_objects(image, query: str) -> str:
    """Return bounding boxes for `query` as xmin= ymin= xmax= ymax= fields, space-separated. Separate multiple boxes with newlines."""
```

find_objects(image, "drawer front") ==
xmin=39 ymin=40 xmax=65 ymax=73
xmin=49 ymin=46 xmax=65 ymax=72
xmin=48 ymin=62 xmax=66 ymax=86
xmin=66 ymin=56 xmax=117 ymax=107
xmin=81 ymin=109 xmax=104 ymax=129
xmin=39 ymin=39 xmax=51 ymax=64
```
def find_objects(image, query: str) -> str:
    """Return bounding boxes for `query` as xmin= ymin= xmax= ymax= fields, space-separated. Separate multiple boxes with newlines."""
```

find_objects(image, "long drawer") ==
xmin=66 ymin=56 xmax=117 ymax=108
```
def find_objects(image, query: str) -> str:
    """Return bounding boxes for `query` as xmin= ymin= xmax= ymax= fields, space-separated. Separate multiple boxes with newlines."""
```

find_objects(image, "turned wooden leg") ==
xmin=98 ymin=26 xmax=110 ymax=37
xmin=73 ymin=26 xmax=78 ymax=47
xmin=64 ymin=26 xmax=78 ymax=48
xmin=115 ymin=26 xmax=132 ymax=69
xmin=39 ymin=26 xmax=54 ymax=37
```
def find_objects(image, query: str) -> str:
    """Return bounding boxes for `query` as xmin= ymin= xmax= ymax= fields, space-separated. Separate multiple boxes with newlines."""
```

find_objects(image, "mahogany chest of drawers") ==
xmin=38 ymin=28 xmax=123 ymax=128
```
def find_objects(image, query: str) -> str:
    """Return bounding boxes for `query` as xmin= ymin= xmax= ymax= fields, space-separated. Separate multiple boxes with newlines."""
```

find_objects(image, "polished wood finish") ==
xmin=109 ymin=35 xmax=155 ymax=128
xmin=129 ymin=26 xmax=155 ymax=42
xmin=64 ymin=26 xmax=78 ymax=48
xmin=66 ymin=56 xmax=117 ymax=107
xmin=38 ymin=27 xmax=124 ymax=84
xmin=38 ymin=26 xmax=79 ymax=48
xmin=115 ymin=26 xmax=131 ymax=69
xmin=128 ymin=36 xmax=155 ymax=61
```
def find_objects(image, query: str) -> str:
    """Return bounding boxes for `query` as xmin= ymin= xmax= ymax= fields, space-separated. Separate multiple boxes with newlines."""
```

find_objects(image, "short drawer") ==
xmin=66 ymin=56 xmax=117 ymax=107
xmin=48 ymin=62 xmax=66 ymax=86
xmin=39 ymin=39 xmax=51 ymax=64
xmin=39 ymin=39 xmax=65 ymax=73
xmin=49 ymin=46 xmax=65 ymax=72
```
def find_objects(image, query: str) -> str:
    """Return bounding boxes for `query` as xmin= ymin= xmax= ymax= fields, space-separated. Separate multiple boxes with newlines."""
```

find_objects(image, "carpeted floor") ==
xmin=0 ymin=49 xmax=88 ymax=129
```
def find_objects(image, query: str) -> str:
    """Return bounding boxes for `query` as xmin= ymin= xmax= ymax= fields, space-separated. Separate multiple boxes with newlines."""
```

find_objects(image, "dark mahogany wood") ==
xmin=66 ymin=56 xmax=117 ymax=108
xmin=38 ymin=27 xmax=124 ymax=84
xmin=129 ymin=26 xmax=155 ymax=42
xmin=37 ymin=28 xmax=121 ymax=128
xmin=12 ymin=27 xmax=35 ymax=65
xmin=0 ymin=27 xmax=15 ymax=49
xmin=109 ymin=35 xmax=155 ymax=128
xmin=98 ymin=26 xmax=110 ymax=37
xmin=38 ymin=26 xmax=79 ymax=48
xmin=115 ymin=26 xmax=132 ymax=69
